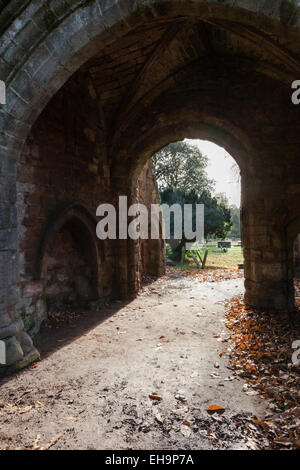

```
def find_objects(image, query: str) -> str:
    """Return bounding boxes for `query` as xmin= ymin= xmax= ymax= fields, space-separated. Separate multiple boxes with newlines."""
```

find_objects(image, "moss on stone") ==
xmin=15 ymin=347 xmax=40 ymax=371
xmin=18 ymin=310 xmax=36 ymax=334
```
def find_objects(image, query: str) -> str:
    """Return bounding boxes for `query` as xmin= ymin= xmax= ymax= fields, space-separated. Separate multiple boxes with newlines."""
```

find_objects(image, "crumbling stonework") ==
xmin=0 ymin=0 xmax=300 ymax=370
xmin=294 ymin=235 xmax=300 ymax=279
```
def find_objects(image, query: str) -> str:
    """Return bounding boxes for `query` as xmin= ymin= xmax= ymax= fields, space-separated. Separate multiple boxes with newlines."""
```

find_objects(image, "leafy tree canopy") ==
xmin=160 ymin=189 xmax=232 ymax=241
xmin=153 ymin=141 xmax=214 ymax=195
xmin=228 ymin=205 xmax=241 ymax=239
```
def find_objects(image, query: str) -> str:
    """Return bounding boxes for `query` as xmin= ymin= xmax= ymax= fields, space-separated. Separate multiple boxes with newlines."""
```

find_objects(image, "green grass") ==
xmin=173 ymin=245 xmax=244 ymax=270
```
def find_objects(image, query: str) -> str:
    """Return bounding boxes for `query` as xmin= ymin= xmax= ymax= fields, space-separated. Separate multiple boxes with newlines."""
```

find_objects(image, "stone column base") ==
xmin=244 ymin=279 xmax=294 ymax=311
xmin=0 ymin=320 xmax=40 ymax=376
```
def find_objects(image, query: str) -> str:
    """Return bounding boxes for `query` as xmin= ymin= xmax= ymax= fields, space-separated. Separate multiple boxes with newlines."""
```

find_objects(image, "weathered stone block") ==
xmin=14 ymin=346 xmax=40 ymax=370
xmin=0 ymin=318 xmax=24 ymax=339
xmin=2 ymin=336 xmax=23 ymax=365
xmin=16 ymin=331 xmax=33 ymax=354
xmin=22 ymin=281 xmax=44 ymax=299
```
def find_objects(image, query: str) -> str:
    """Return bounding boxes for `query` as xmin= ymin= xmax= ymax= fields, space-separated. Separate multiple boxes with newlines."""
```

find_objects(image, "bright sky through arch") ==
xmin=185 ymin=139 xmax=241 ymax=208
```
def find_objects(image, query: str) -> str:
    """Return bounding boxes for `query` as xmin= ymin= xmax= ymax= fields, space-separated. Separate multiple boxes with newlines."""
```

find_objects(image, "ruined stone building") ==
xmin=0 ymin=0 xmax=300 ymax=370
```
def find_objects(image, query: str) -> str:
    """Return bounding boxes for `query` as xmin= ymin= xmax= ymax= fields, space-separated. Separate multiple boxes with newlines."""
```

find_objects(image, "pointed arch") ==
xmin=36 ymin=201 xmax=101 ymax=299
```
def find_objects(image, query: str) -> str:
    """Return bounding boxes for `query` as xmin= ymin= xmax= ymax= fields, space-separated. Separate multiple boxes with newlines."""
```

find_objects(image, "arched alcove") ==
xmin=38 ymin=203 xmax=101 ymax=312
xmin=17 ymin=203 xmax=102 ymax=334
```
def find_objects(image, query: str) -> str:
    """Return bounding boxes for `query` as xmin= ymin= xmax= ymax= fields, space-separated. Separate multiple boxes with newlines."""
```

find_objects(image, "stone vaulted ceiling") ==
xmin=73 ymin=16 xmax=300 ymax=175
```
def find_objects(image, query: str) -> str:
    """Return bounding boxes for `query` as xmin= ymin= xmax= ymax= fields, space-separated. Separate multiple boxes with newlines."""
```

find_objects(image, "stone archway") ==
xmin=1 ymin=0 xmax=300 ymax=370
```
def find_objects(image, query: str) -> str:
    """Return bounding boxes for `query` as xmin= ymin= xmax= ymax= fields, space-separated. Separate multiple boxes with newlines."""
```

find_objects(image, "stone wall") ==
xmin=294 ymin=235 xmax=300 ymax=279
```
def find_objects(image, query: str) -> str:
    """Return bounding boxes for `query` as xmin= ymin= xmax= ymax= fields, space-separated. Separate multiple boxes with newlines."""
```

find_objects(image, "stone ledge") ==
xmin=0 ymin=345 xmax=40 ymax=377
xmin=14 ymin=346 xmax=40 ymax=371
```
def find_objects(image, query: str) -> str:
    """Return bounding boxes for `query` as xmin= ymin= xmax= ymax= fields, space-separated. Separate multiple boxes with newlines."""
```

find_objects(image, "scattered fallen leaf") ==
xmin=35 ymin=401 xmax=44 ymax=409
xmin=207 ymin=404 xmax=225 ymax=413
xmin=62 ymin=416 xmax=77 ymax=421
xmin=154 ymin=413 xmax=164 ymax=424
xmin=172 ymin=407 xmax=189 ymax=415
xmin=149 ymin=393 xmax=162 ymax=401
xmin=175 ymin=394 xmax=187 ymax=402
xmin=42 ymin=434 xmax=62 ymax=450
xmin=251 ymin=419 xmax=270 ymax=431
xmin=225 ymin=290 xmax=300 ymax=450
xmin=19 ymin=405 xmax=33 ymax=414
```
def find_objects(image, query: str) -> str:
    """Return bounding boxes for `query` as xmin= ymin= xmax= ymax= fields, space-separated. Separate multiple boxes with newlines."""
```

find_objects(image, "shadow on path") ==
xmin=1 ymin=299 xmax=133 ymax=385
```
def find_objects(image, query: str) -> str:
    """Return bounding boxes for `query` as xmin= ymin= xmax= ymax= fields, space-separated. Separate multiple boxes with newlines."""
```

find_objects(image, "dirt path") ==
xmin=0 ymin=274 xmax=269 ymax=450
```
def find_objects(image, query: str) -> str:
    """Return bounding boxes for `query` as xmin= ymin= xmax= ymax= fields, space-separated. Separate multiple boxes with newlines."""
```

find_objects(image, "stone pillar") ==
xmin=242 ymin=170 xmax=294 ymax=311
xmin=243 ymin=230 xmax=294 ymax=311
xmin=109 ymin=177 xmax=140 ymax=300
xmin=0 ymin=148 xmax=39 ymax=375
xmin=141 ymin=237 xmax=166 ymax=277
xmin=138 ymin=161 xmax=166 ymax=278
